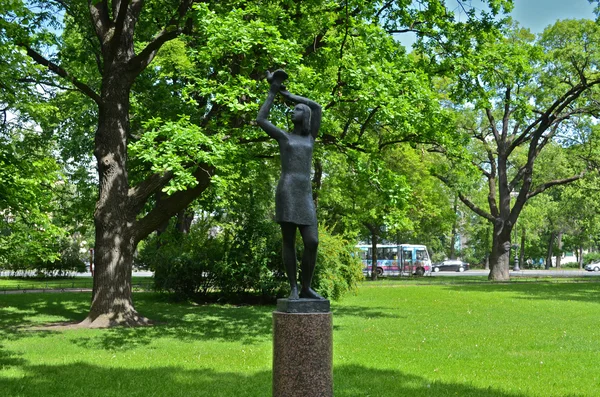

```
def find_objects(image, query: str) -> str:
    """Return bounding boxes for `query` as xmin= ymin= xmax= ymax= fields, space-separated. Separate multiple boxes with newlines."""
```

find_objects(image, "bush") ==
xmin=137 ymin=219 xmax=363 ymax=302
xmin=313 ymin=225 xmax=363 ymax=300
xmin=583 ymin=252 xmax=600 ymax=265
xmin=3 ymin=236 xmax=87 ymax=277
xmin=561 ymin=262 xmax=580 ymax=269
xmin=136 ymin=222 xmax=224 ymax=299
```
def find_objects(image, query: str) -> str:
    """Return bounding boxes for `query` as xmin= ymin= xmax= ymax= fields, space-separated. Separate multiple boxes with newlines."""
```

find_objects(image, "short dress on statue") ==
xmin=275 ymin=133 xmax=317 ymax=226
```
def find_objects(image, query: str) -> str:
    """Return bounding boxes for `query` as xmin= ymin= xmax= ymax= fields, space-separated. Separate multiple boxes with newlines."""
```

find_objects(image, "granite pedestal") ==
xmin=272 ymin=299 xmax=333 ymax=397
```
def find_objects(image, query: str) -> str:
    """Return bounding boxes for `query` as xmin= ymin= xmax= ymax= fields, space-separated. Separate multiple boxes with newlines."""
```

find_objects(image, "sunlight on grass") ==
xmin=1 ymin=284 xmax=600 ymax=396
xmin=0 ymin=277 xmax=151 ymax=291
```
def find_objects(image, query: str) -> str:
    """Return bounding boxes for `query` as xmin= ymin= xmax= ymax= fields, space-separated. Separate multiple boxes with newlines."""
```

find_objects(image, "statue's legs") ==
xmin=281 ymin=222 xmax=299 ymax=299
xmin=299 ymin=224 xmax=323 ymax=299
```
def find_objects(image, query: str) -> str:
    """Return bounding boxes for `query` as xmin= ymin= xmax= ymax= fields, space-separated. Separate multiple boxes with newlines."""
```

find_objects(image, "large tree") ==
xmin=432 ymin=20 xmax=600 ymax=280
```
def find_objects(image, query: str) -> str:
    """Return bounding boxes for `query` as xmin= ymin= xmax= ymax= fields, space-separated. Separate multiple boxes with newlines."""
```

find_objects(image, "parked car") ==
xmin=585 ymin=263 xmax=600 ymax=272
xmin=432 ymin=260 xmax=469 ymax=273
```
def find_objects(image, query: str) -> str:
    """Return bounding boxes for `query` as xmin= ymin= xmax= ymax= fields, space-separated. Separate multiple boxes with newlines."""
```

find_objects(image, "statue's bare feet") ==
xmin=300 ymin=288 xmax=324 ymax=300
xmin=288 ymin=286 xmax=299 ymax=300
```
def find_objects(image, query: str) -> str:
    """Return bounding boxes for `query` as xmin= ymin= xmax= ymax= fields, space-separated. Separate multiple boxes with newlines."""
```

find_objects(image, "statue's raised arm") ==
xmin=256 ymin=70 xmax=289 ymax=141
xmin=279 ymin=88 xmax=322 ymax=140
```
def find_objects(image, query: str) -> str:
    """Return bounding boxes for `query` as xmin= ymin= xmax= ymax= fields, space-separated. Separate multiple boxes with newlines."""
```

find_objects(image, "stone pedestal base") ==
xmin=272 ymin=308 xmax=333 ymax=397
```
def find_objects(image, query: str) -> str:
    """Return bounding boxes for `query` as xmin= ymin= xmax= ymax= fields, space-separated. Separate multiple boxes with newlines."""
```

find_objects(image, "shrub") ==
xmin=313 ymin=225 xmax=363 ymax=300
xmin=583 ymin=252 xmax=600 ymax=265
xmin=136 ymin=222 xmax=222 ymax=299
xmin=137 ymin=219 xmax=362 ymax=302
xmin=561 ymin=262 xmax=580 ymax=269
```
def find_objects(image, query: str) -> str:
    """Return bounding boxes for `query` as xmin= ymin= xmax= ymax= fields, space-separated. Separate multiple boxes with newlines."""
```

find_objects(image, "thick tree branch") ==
xmin=485 ymin=108 xmax=500 ymax=143
xmin=134 ymin=165 xmax=214 ymax=241
xmin=357 ymin=106 xmax=380 ymax=142
xmin=526 ymin=173 xmax=586 ymax=201
xmin=128 ymin=0 xmax=196 ymax=73
xmin=375 ymin=1 xmax=395 ymax=18
xmin=340 ymin=117 xmax=353 ymax=140
xmin=501 ymin=86 xmax=512 ymax=141
xmin=486 ymin=176 xmax=500 ymax=218
xmin=474 ymin=133 xmax=497 ymax=179
xmin=22 ymin=45 xmax=102 ymax=106
xmin=459 ymin=192 xmax=495 ymax=222
xmin=110 ymin=0 xmax=133 ymax=50
xmin=88 ymin=0 xmax=111 ymax=41
xmin=435 ymin=173 xmax=495 ymax=222
xmin=507 ymin=81 xmax=597 ymax=154
xmin=508 ymin=165 xmax=527 ymax=192
xmin=114 ymin=0 xmax=131 ymax=29
xmin=128 ymin=170 xmax=174 ymax=212
xmin=129 ymin=29 xmax=182 ymax=73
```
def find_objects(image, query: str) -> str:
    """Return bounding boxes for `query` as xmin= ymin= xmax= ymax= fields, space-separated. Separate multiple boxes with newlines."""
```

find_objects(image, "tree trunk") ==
xmin=488 ymin=224 xmax=511 ymax=281
xmin=519 ymin=228 xmax=526 ymax=269
xmin=555 ymin=231 xmax=563 ymax=269
xmin=578 ymin=246 xmax=583 ymax=270
xmin=484 ymin=225 xmax=491 ymax=270
xmin=369 ymin=227 xmax=379 ymax=281
xmin=175 ymin=208 xmax=194 ymax=234
xmin=84 ymin=80 xmax=148 ymax=327
xmin=449 ymin=195 xmax=459 ymax=259
xmin=546 ymin=232 xmax=555 ymax=270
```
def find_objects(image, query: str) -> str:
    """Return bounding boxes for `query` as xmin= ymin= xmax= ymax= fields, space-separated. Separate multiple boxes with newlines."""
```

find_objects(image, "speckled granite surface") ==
xmin=272 ymin=311 xmax=333 ymax=397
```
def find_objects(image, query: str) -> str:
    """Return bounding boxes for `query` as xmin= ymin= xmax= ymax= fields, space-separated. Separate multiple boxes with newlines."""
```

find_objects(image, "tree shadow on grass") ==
xmin=0 ymin=293 xmax=417 ymax=352
xmin=0 ymin=361 xmax=539 ymax=397
xmin=0 ymin=292 xmax=274 ymax=347
xmin=71 ymin=303 xmax=274 ymax=351
xmin=332 ymin=305 xmax=407 ymax=320
xmin=0 ymin=293 xmax=90 ymax=340
xmin=443 ymin=282 xmax=600 ymax=305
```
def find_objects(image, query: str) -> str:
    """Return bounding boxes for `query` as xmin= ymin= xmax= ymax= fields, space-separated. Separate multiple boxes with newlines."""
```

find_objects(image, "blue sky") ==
xmin=507 ymin=0 xmax=595 ymax=33
xmin=398 ymin=0 xmax=597 ymax=48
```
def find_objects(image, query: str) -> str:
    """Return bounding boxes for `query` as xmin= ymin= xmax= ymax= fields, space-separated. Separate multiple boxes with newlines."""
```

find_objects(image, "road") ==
xmin=431 ymin=269 xmax=600 ymax=277
xmin=0 ymin=271 xmax=154 ymax=278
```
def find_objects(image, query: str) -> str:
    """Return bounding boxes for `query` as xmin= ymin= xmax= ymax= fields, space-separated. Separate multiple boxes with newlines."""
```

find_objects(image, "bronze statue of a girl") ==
xmin=257 ymin=70 xmax=324 ymax=300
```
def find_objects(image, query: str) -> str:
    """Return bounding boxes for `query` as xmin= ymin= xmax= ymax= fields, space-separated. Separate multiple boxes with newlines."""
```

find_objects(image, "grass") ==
xmin=1 ymin=282 xmax=600 ymax=396
xmin=0 ymin=277 xmax=152 ymax=291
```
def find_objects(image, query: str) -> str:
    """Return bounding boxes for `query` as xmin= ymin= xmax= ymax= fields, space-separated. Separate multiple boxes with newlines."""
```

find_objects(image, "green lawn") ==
xmin=0 ymin=277 xmax=152 ymax=291
xmin=1 ymin=282 xmax=599 ymax=396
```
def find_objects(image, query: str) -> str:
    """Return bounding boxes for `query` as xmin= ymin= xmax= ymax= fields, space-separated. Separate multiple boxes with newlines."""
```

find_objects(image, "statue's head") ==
xmin=291 ymin=104 xmax=311 ymax=135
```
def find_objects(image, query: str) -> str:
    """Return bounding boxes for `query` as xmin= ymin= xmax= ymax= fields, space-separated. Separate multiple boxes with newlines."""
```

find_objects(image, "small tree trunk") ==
xmin=519 ymin=228 xmax=526 ymax=269
xmin=484 ymin=225 xmax=491 ymax=270
xmin=370 ymin=230 xmax=379 ymax=281
xmin=578 ymin=246 xmax=583 ymax=269
xmin=546 ymin=232 xmax=555 ymax=270
xmin=555 ymin=231 xmax=563 ymax=269
xmin=175 ymin=208 xmax=194 ymax=234
xmin=449 ymin=196 xmax=458 ymax=259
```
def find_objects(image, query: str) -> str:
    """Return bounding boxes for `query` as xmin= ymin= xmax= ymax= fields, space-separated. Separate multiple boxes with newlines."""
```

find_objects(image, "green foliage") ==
xmin=583 ymin=252 xmax=600 ymax=265
xmin=2 ymin=234 xmax=87 ymax=276
xmin=136 ymin=222 xmax=227 ymax=299
xmin=0 ymin=130 xmax=69 ymax=270
xmin=138 ymin=219 xmax=361 ymax=302
xmin=313 ymin=225 xmax=363 ymax=301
